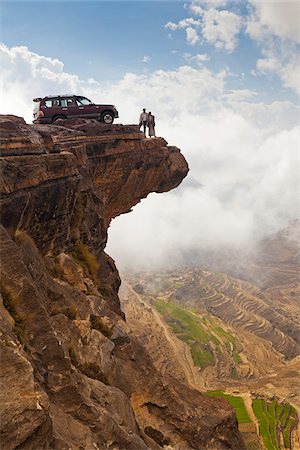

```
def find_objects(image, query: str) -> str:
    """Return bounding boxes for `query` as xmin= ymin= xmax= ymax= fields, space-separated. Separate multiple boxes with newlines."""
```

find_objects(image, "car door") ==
xmin=75 ymin=97 xmax=87 ymax=117
xmin=66 ymin=97 xmax=80 ymax=118
xmin=75 ymin=97 xmax=97 ymax=119
xmin=60 ymin=98 xmax=69 ymax=117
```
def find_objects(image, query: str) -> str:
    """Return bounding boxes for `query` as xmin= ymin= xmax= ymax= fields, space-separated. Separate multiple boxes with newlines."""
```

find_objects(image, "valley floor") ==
xmin=120 ymin=263 xmax=300 ymax=450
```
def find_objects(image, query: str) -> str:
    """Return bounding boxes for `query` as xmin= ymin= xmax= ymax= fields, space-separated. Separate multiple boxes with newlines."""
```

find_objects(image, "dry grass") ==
xmin=14 ymin=229 xmax=30 ymax=246
xmin=0 ymin=284 xmax=26 ymax=344
xmin=53 ymin=261 xmax=65 ymax=280
xmin=73 ymin=243 xmax=100 ymax=275
xmin=66 ymin=305 xmax=78 ymax=320
xmin=90 ymin=315 xmax=113 ymax=338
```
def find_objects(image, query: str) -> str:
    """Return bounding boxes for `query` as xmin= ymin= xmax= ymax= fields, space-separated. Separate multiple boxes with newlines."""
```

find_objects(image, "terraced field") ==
xmin=252 ymin=398 xmax=298 ymax=449
xmin=205 ymin=392 xmax=298 ymax=450
xmin=125 ymin=265 xmax=300 ymax=381
xmin=173 ymin=269 xmax=300 ymax=360
xmin=155 ymin=298 xmax=242 ymax=371
xmin=206 ymin=390 xmax=251 ymax=424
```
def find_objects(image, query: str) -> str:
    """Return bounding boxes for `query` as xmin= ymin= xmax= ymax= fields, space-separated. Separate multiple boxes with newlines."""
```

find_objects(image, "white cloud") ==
xmin=280 ymin=60 xmax=300 ymax=95
xmin=201 ymin=8 xmax=242 ymax=52
xmin=194 ymin=53 xmax=210 ymax=62
xmin=189 ymin=4 xmax=205 ymax=16
xmin=246 ymin=1 xmax=300 ymax=94
xmin=191 ymin=0 xmax=228 ymax=9
xmin=222 ymin=88 xmax=257 ymax=103
xmin=184 ymin=52 xmax=210 ymax=65
xmin=108 ymin=119 xmax=299 ymax=270
xmin=254 ymin=50 xmax=300 ymax=95
xmin=256 ymin=56 xmax=281 ymax=73
xmin=247 ymin=0 xmax=300 ymax=43
xmin=201 ymin=0 xmax=228 ymax=6
xmin=165 ymin=21 xmax=179 ymax=31
xmin=166 ymin=5 xmax=242 ymax=52
xmin=0 ymin=44 xmax=107 ymax=122
xmin=186 ymin=27 xmax=200 ymax=45
xmin=165 ymin=18 xmax=201 ymax=30
xmin=168 ymin=1 xmax=300 ymax=95
xmin=0 ymin=43 xmax=299 ymax=271
xmin=142 ymin=55 xmax=151 ymax=63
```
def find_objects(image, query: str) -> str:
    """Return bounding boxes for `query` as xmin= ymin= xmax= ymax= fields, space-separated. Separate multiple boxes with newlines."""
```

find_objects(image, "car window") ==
xmin=44 ymin=99 xmax=60 ymax=107
xmin=76 ymin=97 xmax=92 ymax=106
xmin=67 ymin=98 xmax=76 ymax=107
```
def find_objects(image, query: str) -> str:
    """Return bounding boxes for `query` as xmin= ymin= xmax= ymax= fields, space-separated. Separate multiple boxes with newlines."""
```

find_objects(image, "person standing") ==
xmin=147 ymin=111 xmax=156 ymax=137
xmin=139 ymin=108 xmax=148 ymax=133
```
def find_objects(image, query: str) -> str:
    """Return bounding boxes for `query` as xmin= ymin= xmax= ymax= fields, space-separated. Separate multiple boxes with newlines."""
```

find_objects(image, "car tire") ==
xmin=52 ymin=115 xmax=66 ymax=123
xmin=101 ymin=112 xmax=114 ymax=124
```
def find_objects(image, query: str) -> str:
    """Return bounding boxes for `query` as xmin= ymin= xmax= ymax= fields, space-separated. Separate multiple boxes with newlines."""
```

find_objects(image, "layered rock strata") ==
xmin=0 ymin=115 xmax=245 ymax=449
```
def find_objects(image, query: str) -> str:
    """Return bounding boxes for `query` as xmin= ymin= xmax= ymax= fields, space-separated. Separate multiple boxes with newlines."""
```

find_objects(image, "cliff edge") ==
xmin=0 ymin=115 xmax=245 ymax=449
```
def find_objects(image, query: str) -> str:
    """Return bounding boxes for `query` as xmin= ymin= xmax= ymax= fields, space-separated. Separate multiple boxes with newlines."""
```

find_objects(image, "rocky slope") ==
xmin=0 ymin=115 xmax=245 ymax=450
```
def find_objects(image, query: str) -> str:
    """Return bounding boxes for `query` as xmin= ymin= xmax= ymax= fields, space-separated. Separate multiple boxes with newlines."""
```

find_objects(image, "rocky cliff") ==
xmin=0 ymin=115 xmax=245 ymax=450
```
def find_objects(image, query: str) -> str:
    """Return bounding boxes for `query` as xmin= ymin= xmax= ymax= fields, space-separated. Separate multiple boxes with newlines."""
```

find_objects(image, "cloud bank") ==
xmin=0 ymin=42 xmax=299 ymax=271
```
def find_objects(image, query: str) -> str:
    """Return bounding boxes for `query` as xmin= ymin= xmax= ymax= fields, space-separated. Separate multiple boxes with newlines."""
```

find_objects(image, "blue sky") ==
xmin=1 ymin=1 xmax=298 ymax=101
xmin=0 ymin=0 xmax=299 ymax=268
xmin=1 ymin=1 xmax=192 ymax=79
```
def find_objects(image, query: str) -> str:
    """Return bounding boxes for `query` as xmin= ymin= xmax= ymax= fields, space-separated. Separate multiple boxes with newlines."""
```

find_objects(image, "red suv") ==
xmin=33 ymin=95 xmax=119 ymax=124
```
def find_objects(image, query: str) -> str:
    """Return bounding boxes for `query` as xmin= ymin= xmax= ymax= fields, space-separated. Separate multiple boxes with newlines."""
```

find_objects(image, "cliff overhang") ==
xmin=0 ymin=115 xmax=245 ymax=450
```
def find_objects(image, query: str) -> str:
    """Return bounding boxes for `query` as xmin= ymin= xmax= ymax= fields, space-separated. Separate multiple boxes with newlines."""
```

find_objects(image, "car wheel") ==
xmin=101 ymin=112 xmax=114 ymax=124
xmin=52 ymin=115 xmax=66 ymax=123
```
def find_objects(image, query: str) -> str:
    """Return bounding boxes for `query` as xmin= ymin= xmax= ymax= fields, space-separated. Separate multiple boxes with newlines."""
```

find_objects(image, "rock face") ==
xmin=0 ymin=115 xmax=245 ymax=449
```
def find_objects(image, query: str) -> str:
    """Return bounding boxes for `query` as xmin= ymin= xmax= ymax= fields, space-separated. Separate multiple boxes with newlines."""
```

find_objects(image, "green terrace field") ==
xmin=252 ymin=398 xmax=297 ymax=450
xmin=205 ymin=390 xmax=262 ymax=450
xmin=205 ymin=392 xmax=299 ymax=450
xmin=206 ymin=390 xmax=251 ymax=424
xmin=155 ymin=299 xmax=241 ymax=370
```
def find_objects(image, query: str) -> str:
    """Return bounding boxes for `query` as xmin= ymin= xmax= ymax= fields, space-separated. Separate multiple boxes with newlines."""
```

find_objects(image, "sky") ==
xmin=0 ymin=0 xmax=299 ymax=270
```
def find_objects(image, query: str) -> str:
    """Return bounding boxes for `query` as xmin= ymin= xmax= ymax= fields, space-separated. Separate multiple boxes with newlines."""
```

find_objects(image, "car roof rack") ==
xmin=33 ymin=94 xmax=76 ymax=101
xmin=45 ymin=94 xmax=75 ymax=98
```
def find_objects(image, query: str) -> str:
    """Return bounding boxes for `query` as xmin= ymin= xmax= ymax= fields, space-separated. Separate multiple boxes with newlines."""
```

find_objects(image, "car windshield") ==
xmin=76 ymin=97 xmax=92 ymax=105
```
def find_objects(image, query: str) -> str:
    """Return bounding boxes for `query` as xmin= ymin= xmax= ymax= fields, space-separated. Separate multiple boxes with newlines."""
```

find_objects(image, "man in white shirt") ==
xmin=139 ymin=108 xmax=148 ymax=134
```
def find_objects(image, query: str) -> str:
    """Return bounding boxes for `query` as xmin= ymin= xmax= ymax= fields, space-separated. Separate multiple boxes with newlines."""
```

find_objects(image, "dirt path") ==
xmin=122 ymin=282 xmax=202 ymax=391
xmin=241 ymin=393 xmax=259 ymax=434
